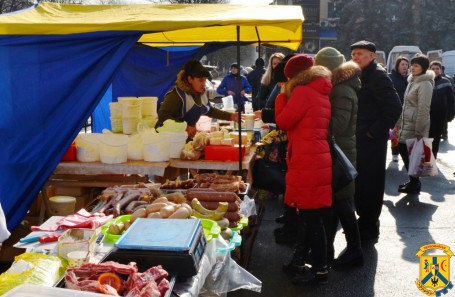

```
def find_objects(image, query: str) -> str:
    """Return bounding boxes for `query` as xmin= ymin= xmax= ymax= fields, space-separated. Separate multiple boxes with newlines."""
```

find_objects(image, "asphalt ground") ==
xmin=229 ymin=121 xmax=455 ymax=297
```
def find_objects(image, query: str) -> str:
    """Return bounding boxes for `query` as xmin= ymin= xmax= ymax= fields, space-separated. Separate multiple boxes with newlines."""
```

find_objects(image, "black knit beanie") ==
xmin=410 ymin=53 xmax=430 ymax=74
xmin=272 ymin=54 xmax=296 ymax=83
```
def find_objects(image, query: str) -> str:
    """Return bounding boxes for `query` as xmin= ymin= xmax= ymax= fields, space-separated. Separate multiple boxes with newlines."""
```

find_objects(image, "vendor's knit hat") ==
xmin=411 ymin=53 xmax=430 ymax=73
xmin=315 ymin=47 xmax=346 ymax=71
xmin=350 ymin=40 xmax=376 ymax=53
xmin=284 ymin=54 xmax=314 ymax=78
xmin=183 ymin=59 xmax=210 ymax=78
xmin=230 ymin=63 xmax=240 ymax=69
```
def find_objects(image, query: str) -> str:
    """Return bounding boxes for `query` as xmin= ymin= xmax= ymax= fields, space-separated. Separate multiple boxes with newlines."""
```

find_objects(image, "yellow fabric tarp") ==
xmin=0 ymin=2 xmax=303 ymax=50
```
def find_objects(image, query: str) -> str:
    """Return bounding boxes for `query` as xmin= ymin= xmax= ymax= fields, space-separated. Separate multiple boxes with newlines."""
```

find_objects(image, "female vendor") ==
xmin=158 ymin=59 xmax=239 ymax=139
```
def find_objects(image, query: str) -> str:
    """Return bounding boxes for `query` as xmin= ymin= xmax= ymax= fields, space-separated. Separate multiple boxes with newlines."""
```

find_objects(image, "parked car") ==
xmin=442 ymin=50 xmax=455 ymax=76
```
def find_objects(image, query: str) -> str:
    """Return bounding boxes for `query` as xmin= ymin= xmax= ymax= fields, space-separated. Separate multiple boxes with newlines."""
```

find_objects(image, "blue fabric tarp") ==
xmin=0 ymin=31 xmax=142 ymax=230
xmin=0 ymin=33 xmax=228 ymax=231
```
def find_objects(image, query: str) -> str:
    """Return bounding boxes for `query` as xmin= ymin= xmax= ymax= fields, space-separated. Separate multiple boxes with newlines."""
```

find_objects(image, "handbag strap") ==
xmin=327 ymin=120 xmax=335 ymax=146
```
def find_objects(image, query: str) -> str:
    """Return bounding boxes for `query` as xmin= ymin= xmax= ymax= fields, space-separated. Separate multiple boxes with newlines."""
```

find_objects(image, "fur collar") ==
xmin=285 ymin=65 xmax=332 ymax=97
xmin=331 ymin=61 xmax=361 ymax=86
xmin=408 ymin=70 xmax=435 ymax=85
xmin=176 ymin=70 xmax=196 ymax=94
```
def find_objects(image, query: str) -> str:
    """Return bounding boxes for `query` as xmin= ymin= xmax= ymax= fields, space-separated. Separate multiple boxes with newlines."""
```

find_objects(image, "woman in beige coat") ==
xmin=395 ymin=54 xmax=434 ymax=194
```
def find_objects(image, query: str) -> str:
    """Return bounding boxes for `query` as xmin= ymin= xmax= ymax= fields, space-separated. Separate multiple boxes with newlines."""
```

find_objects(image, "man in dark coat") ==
xmin=247 ymin=58 xmax=265 ymax=111
xmin=350 ymin=40 xmax=402 ymax=242
xmin=429 ymin=61 xmax=455 ymax=158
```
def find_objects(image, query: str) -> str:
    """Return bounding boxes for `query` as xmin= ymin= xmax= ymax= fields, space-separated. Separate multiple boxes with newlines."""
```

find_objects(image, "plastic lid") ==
xmin=49 ymin=196 xmax=76 ymax=203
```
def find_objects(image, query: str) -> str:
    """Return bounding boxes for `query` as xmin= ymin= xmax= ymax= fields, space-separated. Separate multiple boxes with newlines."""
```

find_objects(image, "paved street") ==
xmin=229 ymin=121 xmax=455 ymax=297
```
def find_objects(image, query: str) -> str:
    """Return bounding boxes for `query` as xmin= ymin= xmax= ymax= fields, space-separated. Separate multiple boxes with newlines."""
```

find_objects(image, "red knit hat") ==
xmin=284 ymin=54 xmax=314 ymax=78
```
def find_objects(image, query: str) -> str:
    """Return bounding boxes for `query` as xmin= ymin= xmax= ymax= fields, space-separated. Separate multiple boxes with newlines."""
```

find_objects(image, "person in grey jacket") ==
xmin=395 ymin=54 xmax=434 ymax=194
xmin=350 ymin=40 xmax=402 ymax=242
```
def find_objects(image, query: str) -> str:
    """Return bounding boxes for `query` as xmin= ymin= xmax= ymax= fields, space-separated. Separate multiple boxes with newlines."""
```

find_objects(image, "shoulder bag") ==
xmin=328 ymin=124 xmax=358 ymax=193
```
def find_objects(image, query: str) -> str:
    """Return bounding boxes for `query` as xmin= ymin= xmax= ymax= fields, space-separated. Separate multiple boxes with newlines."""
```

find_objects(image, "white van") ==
xmin=427 ymin=49 xmax=443 ymax=63
xmin=387 ymin=45 xmax=422 ymax=73
xmin=442 ymin=50 xmax=455 ymax=76
xmin=375 ymin=51 xmax=386 ymax=69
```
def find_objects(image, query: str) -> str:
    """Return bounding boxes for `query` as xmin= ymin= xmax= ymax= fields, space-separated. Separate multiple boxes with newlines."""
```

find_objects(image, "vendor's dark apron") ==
xmin=155 ymin=87 xmax=209 ymax=128
xmin=178 ymin=88 xmax=209 ymax=127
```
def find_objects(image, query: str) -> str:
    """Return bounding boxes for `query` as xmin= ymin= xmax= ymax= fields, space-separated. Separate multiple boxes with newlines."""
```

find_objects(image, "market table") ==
xmin=39 ymin=160 xmax=169 ymax=224
xmin=40 ymin=150 xmax=257 ymax=223
xmin=11 ymin=216 xmax=261 ymax=297
xmin=52 ymin=160 xmax=169 ymax=177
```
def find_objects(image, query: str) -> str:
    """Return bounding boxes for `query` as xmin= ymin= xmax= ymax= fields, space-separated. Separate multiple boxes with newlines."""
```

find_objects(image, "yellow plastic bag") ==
xmin=0 ymin=252 xmax=67 ymax=295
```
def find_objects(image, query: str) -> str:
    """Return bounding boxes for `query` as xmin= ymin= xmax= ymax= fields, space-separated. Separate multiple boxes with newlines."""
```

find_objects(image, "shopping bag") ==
xmin=330 ymin=139 xmax=358 ymax=193
xmin=422 ymin=138 xmax=438 ymax=176
xmin=252 ymin=130 xmax=287 ymax=194
xmin=406 ymin=138 xmax=438 ymax=177
xmin=252 ymin=158 xmax=286 ymax=194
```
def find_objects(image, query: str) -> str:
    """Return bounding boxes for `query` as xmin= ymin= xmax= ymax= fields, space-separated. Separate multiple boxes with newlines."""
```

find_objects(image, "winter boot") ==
xmin=292 ymin=266 xmax=329 ymax=286
xmin=334 ymin=207 xmax=364 ymax=270
xmin=398 ymin=176 xmax=421 ymax=194
xmin=282 ymin=242 xmax=310 ymax=276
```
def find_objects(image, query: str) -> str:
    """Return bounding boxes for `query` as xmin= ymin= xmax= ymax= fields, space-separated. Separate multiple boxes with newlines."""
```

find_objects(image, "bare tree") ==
xmin=0 ymin=0 xmax=34 ymax=14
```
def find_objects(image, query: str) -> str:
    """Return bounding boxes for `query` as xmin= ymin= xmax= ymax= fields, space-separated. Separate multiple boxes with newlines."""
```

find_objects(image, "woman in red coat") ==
xmin=275 ymin=54 xmax=332 ymax=285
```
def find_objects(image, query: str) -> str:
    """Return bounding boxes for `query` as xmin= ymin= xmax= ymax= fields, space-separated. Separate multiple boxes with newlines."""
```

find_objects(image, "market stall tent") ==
xmin=0 ymin=2 xmax=303 ymax=230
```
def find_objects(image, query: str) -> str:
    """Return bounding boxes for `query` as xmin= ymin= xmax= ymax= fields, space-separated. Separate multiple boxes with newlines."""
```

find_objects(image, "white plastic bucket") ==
xmin=128 ymin=134 xmax=143 ymax=161
xmin=254 ymin=118 xmax=263 ymax=129
xmin=75 ymin=133 xmax=101 ymax=162
xmin=99 ymin=134 xmax=128 ymax=164
xmin=142 ymin=135 xmax=171 ymax=162
xmin=109 ymin=102 xmax=122 ymax=118
xmin=110 ymin=117 xmax=123 ymax=133
xmin=48 ymin=196 xmax=76 ymax=216
xmin=137 ymin=117 xmax=158 ymax=132
xmin=122 ymin=117 xmax=140 ymax=135
xmin=196 ymin=115 xmax=212 ymax=132
xmin=244 ymin=113 xmax=255 ymax=130
xmin=139 ymin=96 xmax=158 ymax=117
xmin=119 ymin=97 xmax=142 ymax=118
xmin=161 ymin=132 xmax=188 ymax=159
xmin=222 ymin=95 xmax=234 ymax=109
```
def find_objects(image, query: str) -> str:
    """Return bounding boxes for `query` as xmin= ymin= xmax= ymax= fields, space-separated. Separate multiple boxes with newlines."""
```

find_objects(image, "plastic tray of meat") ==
xmin=54 ymin=264 xmax=176 ymax=297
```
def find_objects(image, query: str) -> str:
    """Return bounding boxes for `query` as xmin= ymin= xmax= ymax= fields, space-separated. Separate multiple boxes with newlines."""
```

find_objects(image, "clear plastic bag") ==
xmin=200 ymin=238 xmax=262 ymax=296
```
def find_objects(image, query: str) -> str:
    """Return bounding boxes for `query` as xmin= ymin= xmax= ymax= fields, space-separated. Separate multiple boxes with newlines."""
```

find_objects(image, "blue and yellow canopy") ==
xmin=1 ymin=2 xmax=303 ymax=49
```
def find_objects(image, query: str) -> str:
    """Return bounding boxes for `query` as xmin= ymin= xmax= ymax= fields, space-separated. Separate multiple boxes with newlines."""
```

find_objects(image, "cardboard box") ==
xmin=204 ymin=145 xmax=245 ymax=161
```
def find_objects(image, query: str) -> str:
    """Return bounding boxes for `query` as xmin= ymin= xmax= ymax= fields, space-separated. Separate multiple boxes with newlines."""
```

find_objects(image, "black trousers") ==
xmin=326 ymin=198 xmax=360 ymax=258
xmin=398 ymin=142 xmax=410 ymax=171
xmin=354 ymin=133 xmax=388 ymax=230
xmin=295 ymin=208 xmax=330 ymax=269
xmin=429 ymin=110 xmax=447 ymax=159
